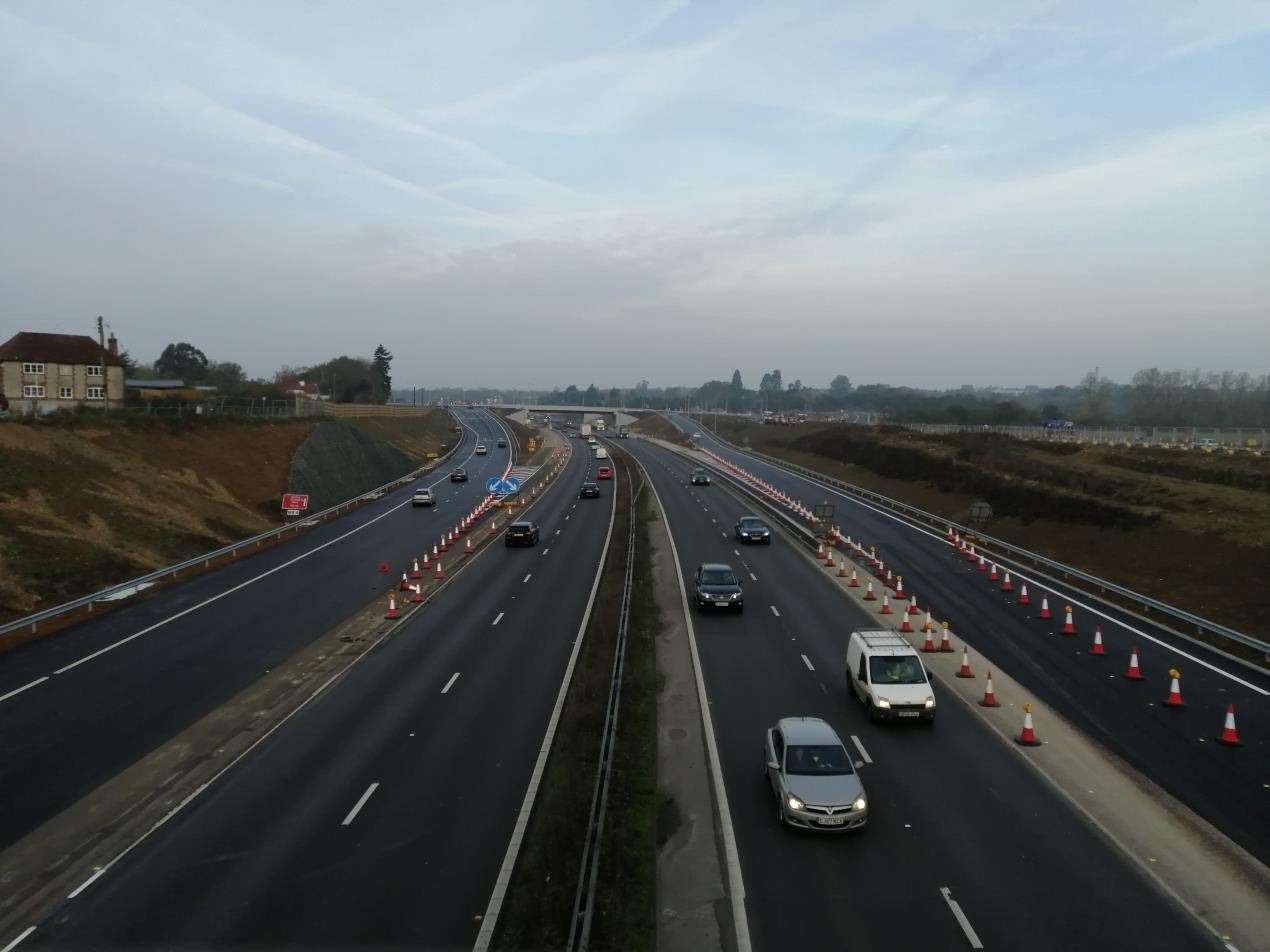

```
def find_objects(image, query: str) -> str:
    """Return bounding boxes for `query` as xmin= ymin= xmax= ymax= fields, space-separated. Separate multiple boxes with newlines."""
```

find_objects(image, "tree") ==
xmin=204 ymin=361 xmax=246 ymax=393
xmin=583 ymin=383 xmax=600 ymax=406
xmin=730 ymin=369 xmax=744 ymax=391
xmin=1077 ymin=369 xmax=1113 ymax=422
xmin=607 ymin=387 xmax=622 ymax=407
xmin=829 ymin=374 xmax=852 ymax=394
xmin=563 ymin=384 xmax=581 ymax=402
xmin=372 ymin=345 xmax=393 ymax=402
xmin=155 ymin=342 xmax=209 ymax=381
xmin=759 ymin=369 xmax=783 ymax=393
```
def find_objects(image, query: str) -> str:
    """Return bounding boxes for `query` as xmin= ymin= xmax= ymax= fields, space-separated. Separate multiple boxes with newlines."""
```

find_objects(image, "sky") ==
xmin=1 ymin=1 xmax=1268 ymax=391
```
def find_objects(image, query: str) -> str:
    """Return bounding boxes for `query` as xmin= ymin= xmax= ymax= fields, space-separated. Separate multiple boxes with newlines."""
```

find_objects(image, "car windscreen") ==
xmin=739 ymin=519 xmax=765 ymax=529
xmin=785 ymin=744 xmax=853 ymax=776
xmin=701 ymin=569 xmax=737 ymax=585
xmin=869 ymin=655 xmax=928 ymax=685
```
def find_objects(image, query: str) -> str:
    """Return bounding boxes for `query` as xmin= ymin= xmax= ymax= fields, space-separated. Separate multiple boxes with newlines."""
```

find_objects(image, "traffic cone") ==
xmin=1123 ymin=647 xmax=1144 ymax=681
xmin=849 ymin=569 xmax=859 ymax=588
xmin=1163 ymin=669 xmax=1185 ymax=708
xmin=988 ymin=562 xmax=999 ymax=581
xmin=400 ymin=571 xmax=410 ymax=591
xmin=1038 ymin=597 xmax=1051 ymax=620
xmin=491 ymin=520 xmax=498 ymax=532
xmin=1060 ymin=606 xmax=1076 ymax=635
xmin=432 ymin=544 xmax=439 ymax=558
xmin=377 ymin=560 xmax=389 ymax=574
xmin=434 ymin=559 xmax=445 ymax=580
xmin=921 ymin=609 xmax=934 ymax=633
xmin=826 ymin=553 xmax=836 ymax=572
xmin=1089 ymin=625 xmax=1105 ymax=656
xmin=838 ymin=559 xmax=848 ymax=578
xmin=946 ymin=525 xmax=955 ymax=540
xmin=956 ymin=646 xmax=974 ymax=678
xmin=815 ymin=542 xmax=825 ymax=561
xmin=411 ymin=557 xmax=422 ymax=579
xmin=1015 ymin=704 xmax=1041 ymax=746
xmin=439 ymin=535 xmax=448 ymax=553
xmin=939 ymin=623 xmax=954 ymax=653
xmin=1217 ymin=705 xmax=1242 ymax=746
xmin=863 ymin=581 xmax=876 ymax=601
xmin=920 ymin=628 xmax=936 ymax=652
xmin=410 ymin=583 xmax=423 ymax=604
xmin=977 ymin=555 xmax=987 ymax=572
xmin=879 ymin=594 xmax=893 ymax=614
xmin=980 ymin=671 xmax=1000 ymax=707
xmin=965 ymin=544 xmax=977 ymax=563
xmin=464 ymin=537 xmax=474 ymax=555
xmin=385 ymin=594 xmax=399 ymax=619
xmin=907 ymin=596 xmax=920 ymax=615
xmin=894 ymin=576 xmax=905 ymax=598
xmin=1018 ymin=584 xmax=1030 ymax=605
xmin=1000 ymin=571 xmax=1014 ymax=592
xmin=899 ymin=612 xmax=913 ymax=632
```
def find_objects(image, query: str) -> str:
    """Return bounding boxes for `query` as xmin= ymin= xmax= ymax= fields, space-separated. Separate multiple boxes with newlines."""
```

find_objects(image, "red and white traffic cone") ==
xmin=1123 ymin=647 xmax=1144 ymax=681
xmin=385 ymin=594 xmax=399 ymax=619
xmin=921 ymin=609 xmax=934 ymax=633
xmin=1018 ymin=584 xmax=1030 ymax=605
xmin=826 ymin=553 xmax=836 ymax=572
xmin=894 ymin=576 xmax=905 ymax=599
xmin=1038 ymin=597 xmax=1051 ymax=620
xmin=1089 ymin=625 xmax=1105 ymax=656
xmin=965 ymin=544 xmax=977 ymax=562
xmin=410 ymin=583 xmax=423 ymax=604
xmin=879 ymin=594 xmax=893 ymax=615
xmin=863 ymin=581 xmax=876 ymax=601
xmin=411 ymin=557 xmax=422 ymax=579
xmin=920 ymin=627 xmax=936 ymax=652
xmin=980 ymin=671 xmax=1001 ymax=707
xmin=1163 ymin=668 xmax=1185 ymax=708
xmin=464 ymin=537 xmax=474 ymax=555
xmin=977 ymin=555 xmax=987 ymax=573
xmin=422 ymin=552 xmax=430 ymax=569
xmin=939 ymin=624 xmax=954 ymax=653
xmin=907 ymin=595 xmax=920 ymax=616
xmin=849 ymin=569 xmax=859 ymax=588
xmin=885 ymin=569 xmax=895 ymax=588
xmin=815 ymin=542 xmax=825 ymax=561
xmin=838 ymin=559 xmax=848 ymax=578
xmin=946 ymin=525 xmax=955 ymax=540
xmin=439 ymin=536 xmax=448 ymax=553
xmin=1060 ymin=606 xmax=1076 ymax=635
xmin=955 ymin=646 xmax=974 ymax=678
xmin=434 ymin=559 xmax=445 ymax=580
xmin=899 ymin=612 xmax=913 ymax=633
xmin=1000 ymin=571 xmax=1013 ymax=592
xmin=988 ymin=563 xmax=999 ymax=581
xmin=400 ymin=571 xmax=410 ymax=592
xmin=491 ymin=520 xmax=498 ymax=533
xmin=1016 ymin=704 xmax=1041 ymax=746
xmin=432 ymin=544 xmax=440 ymax=558
xmin=1217 ymin=705 xmax=1242 ymax=746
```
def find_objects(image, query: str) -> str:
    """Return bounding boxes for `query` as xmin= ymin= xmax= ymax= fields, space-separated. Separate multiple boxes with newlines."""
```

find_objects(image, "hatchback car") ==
xmin=497 ymin=439 xmax=508 ymax=448
xmin=504 ymin=521 xmax=540 ymax=547
xmin=475 ymin=444 xmax=488 ymax=455
xmin=693 ymin=563 xmax=743 ymax=612
xmin=412 ymin=488 xmax=435 ymax=507
xmin=450 ymin=468 xmax=468 ymax=482
xmin=690 ymin=468 xmax=711 ymax=486
xmin=764 ymin=717 xmax=868 ymax=832
xmin=596 ymin=465 xmax=613 ymax=480
xmin=734 ymin=516 xmax=771 ymax=543
xmin=580 ymin=481 xmax=601 ymax=498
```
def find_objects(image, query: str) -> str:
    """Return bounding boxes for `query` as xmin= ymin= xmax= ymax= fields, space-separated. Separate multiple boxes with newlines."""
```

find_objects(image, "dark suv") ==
xmin=504 ymin=521 xmax=540 ymax=547
xmin=735 ymin=516 xmax=771 ymax=544
xmin=693 ymin=563 xmax=743 ymax=612
xmin=450 ymin=468 xmax=468 ymax=482
xmin=580 ymin=481 xmax=601 ymax=499
xmin=690 ymin=468 xmax=711 ymax=486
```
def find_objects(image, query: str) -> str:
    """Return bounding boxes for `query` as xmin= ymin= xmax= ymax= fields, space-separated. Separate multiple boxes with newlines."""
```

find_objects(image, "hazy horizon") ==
xmin=3 ymin=2 xmax=1268 ymax=389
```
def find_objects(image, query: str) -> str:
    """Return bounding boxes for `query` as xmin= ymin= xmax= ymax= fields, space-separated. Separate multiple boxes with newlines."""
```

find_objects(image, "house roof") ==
xmin=0 ymin=332 xmax=125 ymax=367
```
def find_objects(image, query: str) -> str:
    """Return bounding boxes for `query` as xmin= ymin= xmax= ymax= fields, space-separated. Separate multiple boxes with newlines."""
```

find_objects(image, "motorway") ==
xmin=622 ymin=435 xmax=1217 ymax=951
xmin=7 ymin=414 xmax=617 ymax=949
xmin=0 ymin=411 xmax=516 ymax=854
xmin=665 ymin=412 xmax=1270 ymax=867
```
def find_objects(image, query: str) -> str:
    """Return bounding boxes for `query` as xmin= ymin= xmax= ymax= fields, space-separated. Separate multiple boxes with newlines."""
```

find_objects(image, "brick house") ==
xmin=0 ymin=332 xmax=127 ymax=415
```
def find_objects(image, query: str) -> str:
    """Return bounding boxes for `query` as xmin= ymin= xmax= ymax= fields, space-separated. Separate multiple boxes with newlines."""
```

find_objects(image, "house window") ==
xmin=86 ymin=387 xmax=105 ymax=400
xmin=59 ymin=386 xmax=74 ymax=399
xmin=22 ymin=362 xmax=46 ymax=375
xmin=86 ymin=365 xmax=103 ymax=377
xmin=23 ymin=385 xmax=46 ymax=397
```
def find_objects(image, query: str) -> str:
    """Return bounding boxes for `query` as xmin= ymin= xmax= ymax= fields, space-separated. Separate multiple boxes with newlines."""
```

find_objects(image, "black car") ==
xmin=504 ymin=520 xmax=540 ymax=547
xmin=735 ymin=516 xmax=771 ymax=544
xmin=693 ymin=563 xmax=743 ymax=612
xmin=497 ymin=438 xmax=508 ymax=448
xmin=690 ymin=468 xmax=711 ymax=486
xmin=580 ymin=481 xmax=601 ymax=498
xmin=450 ymin=468 xmax=468 ymax=482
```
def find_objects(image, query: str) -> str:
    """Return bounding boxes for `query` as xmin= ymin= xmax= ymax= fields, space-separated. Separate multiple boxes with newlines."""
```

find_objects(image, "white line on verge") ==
xmin=0 ymin=677 xmax=48 ymax=703
xmin=492 ymin=612 xmax=504 ymax=626
xmin=441 ymin=672 xmax=460 ymax=694
xmin=0 ymin=926 xmax=35 ymax=952
xmin=523 ymin=574 xmax=532 ymax=583
xmin=341 ymin=782 xmax=380 ymax=826
xmin=770 ymin=605 xmax=780 ymax=618
xmin=850 ymin=735 xmax=873 ymax=765
xmin=940 ymin=887 xmax=984 ymax=949
xmin=801 ymin=654 xmax=815 ymax=671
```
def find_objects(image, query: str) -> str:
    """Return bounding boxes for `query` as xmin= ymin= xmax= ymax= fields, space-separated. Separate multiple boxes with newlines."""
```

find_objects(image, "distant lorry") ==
xmin=593 ymin=418 xmax=606 ymax=431
xmin=580 ymin=423 xmax=592 ymax=438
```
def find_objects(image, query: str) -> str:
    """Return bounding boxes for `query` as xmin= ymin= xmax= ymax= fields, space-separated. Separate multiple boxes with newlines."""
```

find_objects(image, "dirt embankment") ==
xmin=699 ymin=417 xmax=1270 ymax=636
xmin=631 ymin=412 xmax=690 ymax=446
xmin=0 ymin=410 xmax=455 ymax=625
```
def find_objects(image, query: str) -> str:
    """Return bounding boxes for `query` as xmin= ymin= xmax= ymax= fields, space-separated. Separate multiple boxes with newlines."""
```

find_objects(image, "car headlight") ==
xmin=787 ymin=795 xmax=805 ymax=811
xmin=731 ymin=591 xmax=741 ymax=599
xmin=853 ymin=796 xmax=867 ymax=811
xmin=924 ymin=697 xmax=936 ymax=709
xmin=875 ymin=698 xmax=891 ymax=709
xmin=739 ymin=531 xmax=748 ymax=536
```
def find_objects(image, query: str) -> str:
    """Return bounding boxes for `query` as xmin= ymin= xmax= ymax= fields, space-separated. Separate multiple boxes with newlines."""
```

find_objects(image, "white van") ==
xmin=595 ymin=447 xmax=609 ymax=459
xmin=845 ymin=631 xmax=936 ymax=723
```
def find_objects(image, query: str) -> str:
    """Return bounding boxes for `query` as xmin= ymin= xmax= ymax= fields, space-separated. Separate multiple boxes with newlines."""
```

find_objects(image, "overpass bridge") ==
xmin=484 ymin=403 xmax=640 ymax=428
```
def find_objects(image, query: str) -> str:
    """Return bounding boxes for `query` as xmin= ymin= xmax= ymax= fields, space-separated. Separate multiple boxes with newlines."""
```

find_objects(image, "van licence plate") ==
xmin=898 ymin=711 xmax=919 ymax=718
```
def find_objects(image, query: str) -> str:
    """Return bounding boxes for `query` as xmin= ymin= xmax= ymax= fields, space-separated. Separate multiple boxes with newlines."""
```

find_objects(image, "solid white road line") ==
xmin=492 ymin=612 xmax=504 ymax=626
xmin=770 ymin=605 xmax=780 ymax=618
xmin=341 ymin=782 xmax=380 ymax=826
xmin=67 ymin=866 xmax=107 ymax=899
xmin=0 ymin=677 xmax=48 ymax=703
xmin=0 ymin=926 xmax=35 ymax=952
xmin=801 ymin=654 xmax=815 ymax=671
xmin=940 ymin=887 xmax=984 ymax=949
xmin=523 ymin=574 xmax=532 ymax=583
xmin=441 ymin=672 xmax=460 ymax=694
xmin=850 ymin=735 xmax=873 ymax=765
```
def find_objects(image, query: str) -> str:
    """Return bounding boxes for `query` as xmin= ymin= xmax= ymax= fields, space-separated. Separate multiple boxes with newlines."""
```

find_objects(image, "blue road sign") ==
xmin=487 ymin=476 xmax=522 ymax=494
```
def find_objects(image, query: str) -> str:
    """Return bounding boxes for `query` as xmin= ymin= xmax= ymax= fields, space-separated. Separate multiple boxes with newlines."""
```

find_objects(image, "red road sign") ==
xmin=281 ymin=493 xmax=310 ymax=512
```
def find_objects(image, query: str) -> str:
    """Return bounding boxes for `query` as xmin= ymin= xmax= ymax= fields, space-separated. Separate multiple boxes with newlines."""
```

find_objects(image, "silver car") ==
xmin=763 ymin=717 xmax=868 ymax=831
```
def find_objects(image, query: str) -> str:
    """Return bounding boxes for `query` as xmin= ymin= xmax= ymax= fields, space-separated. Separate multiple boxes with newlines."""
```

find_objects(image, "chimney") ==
xmin=107 ymin=334 xmax=118 ymax=356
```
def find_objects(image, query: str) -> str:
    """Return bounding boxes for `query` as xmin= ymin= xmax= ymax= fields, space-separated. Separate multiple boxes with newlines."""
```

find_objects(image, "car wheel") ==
xmin=735 ymin=603 xmax=744 ymax=614
xmin=776 ymin=798 xmax=786 ymax=827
